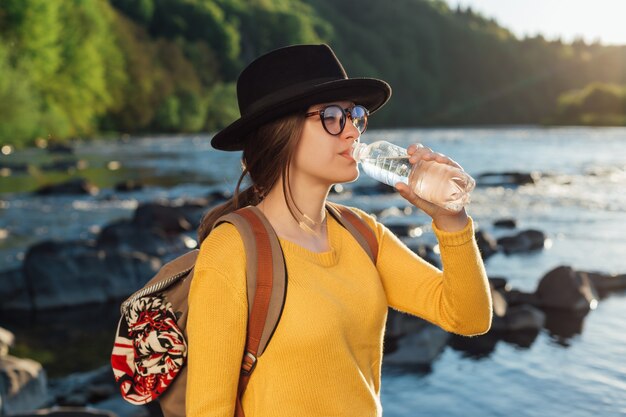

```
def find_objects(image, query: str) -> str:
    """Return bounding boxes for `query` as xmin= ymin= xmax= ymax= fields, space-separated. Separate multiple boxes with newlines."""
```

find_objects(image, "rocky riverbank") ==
xmin=1 ymin=166 xmax=626 ymax=416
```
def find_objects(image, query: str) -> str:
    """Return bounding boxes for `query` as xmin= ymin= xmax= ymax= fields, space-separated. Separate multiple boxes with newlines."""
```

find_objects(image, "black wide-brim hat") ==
xmin=211 ymin=44 xmax=392 ymax=151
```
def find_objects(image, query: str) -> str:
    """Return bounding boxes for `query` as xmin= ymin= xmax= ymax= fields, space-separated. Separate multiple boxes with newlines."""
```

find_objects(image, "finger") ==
xmin=406 ymin=143 xmax=425 ymax=154
xmin=394 ymin=182 xmax=437 ymax=213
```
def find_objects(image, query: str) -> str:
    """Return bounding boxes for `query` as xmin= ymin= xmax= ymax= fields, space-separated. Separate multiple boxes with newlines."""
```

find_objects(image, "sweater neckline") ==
xmin=277 ymin=213 xmax=342 ymax=266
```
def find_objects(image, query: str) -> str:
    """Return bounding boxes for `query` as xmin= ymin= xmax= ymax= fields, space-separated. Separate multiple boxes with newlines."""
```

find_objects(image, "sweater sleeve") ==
xmin=186 ymin=224 xmax=248 ymax=417
xmin=354 ymin=208 xmax=492 ymax=336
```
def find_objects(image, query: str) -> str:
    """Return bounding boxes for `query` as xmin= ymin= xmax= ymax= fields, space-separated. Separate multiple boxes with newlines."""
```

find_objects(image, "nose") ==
xmin=341 ymin=116 xmax=360 ymax=142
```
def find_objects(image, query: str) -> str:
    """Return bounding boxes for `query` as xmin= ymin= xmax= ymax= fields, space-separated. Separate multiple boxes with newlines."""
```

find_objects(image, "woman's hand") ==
xmin=395 ymin=144 xmax=469 ymax=232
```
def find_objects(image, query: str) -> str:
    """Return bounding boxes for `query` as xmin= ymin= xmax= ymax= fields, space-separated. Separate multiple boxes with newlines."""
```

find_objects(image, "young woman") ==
xmin=187 ymin=44 xmax=492 ymax=416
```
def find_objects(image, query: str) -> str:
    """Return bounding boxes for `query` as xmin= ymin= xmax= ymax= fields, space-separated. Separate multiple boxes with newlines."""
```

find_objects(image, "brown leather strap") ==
xmin=215 ymin=206 xmax=286 ymax=417
xmin=326 ymin=202 xmax=379 ymax=263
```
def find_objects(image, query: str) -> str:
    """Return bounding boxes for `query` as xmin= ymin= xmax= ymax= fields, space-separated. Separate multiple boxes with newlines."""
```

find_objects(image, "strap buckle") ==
xmin=241 ymin=351 xmax=257 ymax=376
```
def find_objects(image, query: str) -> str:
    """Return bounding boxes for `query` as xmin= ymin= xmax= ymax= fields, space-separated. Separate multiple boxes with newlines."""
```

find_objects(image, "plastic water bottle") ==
xmin=351 ymin=140 xmax=475 ymax=212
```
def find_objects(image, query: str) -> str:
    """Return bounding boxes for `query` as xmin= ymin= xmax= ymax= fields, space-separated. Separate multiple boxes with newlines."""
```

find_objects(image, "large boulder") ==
xmin=0 ymin=268 xmax=31 ymax=311
xmin=583 ymin=271 xmax=626 ymax=299
xmin=384 ymin=310 xmax=450 ymax=367
xmin=535 ymin=266 xmax=599 ymax=312
xmin=476 ymin=171 xmax=539 ymax=187
xmin=0 ymin=355 xmax=49 ymax=415
xmin=474 ymin=230 xmax=498 ymax=260
xmin=34 ymin=179 xmax=98 ymax=196
xmin=497 ymin=229 xmax=546 ymax=254
xmin=97 ymin=220 xmax=189 ymax=257
xmin=22 ymin=240 xmax=161 ymax=310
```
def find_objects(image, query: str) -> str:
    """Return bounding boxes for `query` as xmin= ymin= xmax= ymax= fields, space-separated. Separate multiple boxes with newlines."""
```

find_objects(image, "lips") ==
xmin=339 ymin=149 xmax=354 ymax=160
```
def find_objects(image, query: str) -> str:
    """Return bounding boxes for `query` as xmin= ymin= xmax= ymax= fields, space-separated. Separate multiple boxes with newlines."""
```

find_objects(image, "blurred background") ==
xmin=0 ymin=1 xmax=625 ymax=416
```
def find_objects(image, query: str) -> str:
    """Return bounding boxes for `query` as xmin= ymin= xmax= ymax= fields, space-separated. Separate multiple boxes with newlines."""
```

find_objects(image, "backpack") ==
xmin=111 ymin=202 xmax=378 ymax=417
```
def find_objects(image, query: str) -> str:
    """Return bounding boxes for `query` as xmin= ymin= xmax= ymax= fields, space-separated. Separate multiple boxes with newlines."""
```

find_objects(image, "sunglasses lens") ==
xmin=350 ymin=105 xmax=368 ymax=133
xmin=322 ymin=105 xmax=345 ymax=135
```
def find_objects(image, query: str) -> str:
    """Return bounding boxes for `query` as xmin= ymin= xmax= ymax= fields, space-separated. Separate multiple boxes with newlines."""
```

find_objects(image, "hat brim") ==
xmin=211 ymin=78 xmax=391 ymax=151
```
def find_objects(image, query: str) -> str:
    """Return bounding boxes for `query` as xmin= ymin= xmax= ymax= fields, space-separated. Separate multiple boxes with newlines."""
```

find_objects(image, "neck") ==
xmin=257 ymin=178 xmax=330 ymax=237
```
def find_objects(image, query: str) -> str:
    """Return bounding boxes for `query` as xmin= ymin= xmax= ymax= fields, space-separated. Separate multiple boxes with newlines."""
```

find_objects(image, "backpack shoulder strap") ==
xmin=325 ymin=202 xmax=379 ymax=263
xmin=214 ymin=206 xmax=286 ymax=417
xmin=214 ymin=206 xmax=286 ymax=360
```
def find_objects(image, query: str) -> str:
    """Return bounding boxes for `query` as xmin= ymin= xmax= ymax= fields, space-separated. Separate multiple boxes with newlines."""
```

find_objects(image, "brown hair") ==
xmin=197 ymin=112 xmax=307 ymax=244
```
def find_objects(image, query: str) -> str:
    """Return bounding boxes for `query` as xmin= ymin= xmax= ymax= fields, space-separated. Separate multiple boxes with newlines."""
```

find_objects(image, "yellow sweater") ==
xmin=186 ymin=207 xmax=492 ymax=417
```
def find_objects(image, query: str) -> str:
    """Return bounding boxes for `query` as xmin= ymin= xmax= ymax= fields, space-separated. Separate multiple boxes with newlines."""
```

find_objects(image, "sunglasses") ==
xmin=305 ymin=104 xmax=369 ymax=136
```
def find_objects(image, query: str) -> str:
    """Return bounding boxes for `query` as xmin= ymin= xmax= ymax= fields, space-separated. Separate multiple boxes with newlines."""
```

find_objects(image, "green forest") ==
xmin=1 ymin=0 xmax=625 ymax=147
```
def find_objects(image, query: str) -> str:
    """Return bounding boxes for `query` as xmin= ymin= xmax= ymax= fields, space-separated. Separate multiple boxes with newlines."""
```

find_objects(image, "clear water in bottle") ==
xmin=352 ymin=140 xmax=475 ymax=212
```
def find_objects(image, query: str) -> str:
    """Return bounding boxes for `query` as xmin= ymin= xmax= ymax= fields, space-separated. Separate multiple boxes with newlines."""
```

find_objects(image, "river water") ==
xmin=1 ymin=127 xmax=625 ymax=416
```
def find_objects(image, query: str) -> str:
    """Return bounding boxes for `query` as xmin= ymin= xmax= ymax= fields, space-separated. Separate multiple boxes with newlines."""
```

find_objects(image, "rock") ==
xmin=0 ymin=327 xmax=14 ymax=357
xmin=0 ymin=355 xmax=49 ymax=415
xmin=504 ymin=305 xmax=545 ymax=332
xmin=497 ymin=229 xmax=546 ymax=254
xmin=132 ymin=203 xmax=193 ymax=234
xmin=448 ymin=332 xmax=499 ymax=358
xmin=489 ymin=286 xmax=508 ymax=332
xmin=503 ymin=289 xmax=540 ymax=307
xmin=476 ymin=171 xmax=539 ymax=187
xmin=90 ymin=398 xmax=150 ymax=417
xmin=0 ymin=268 xmax=31 ymax=311
xmin=488 ymin=277 xmax=509 ymax=291
xmin=34 ymin=179 xmax=99 ymax=196
xmin=493 ymin=218 xmax=517 ymax=228
xmin=113 ymin=181 xmax=143 ymax=192
xmin=535 ymin=266 xmax=599 ymax=312
xmin=384 ymin=323 xmax=449 ymax=366
xmin=474 ymin=230 xmax=498 ymax=260
xmin=501 ymin=329 xmax=540 ymax=349
xmin=97 ymin=219 xmax=190 ymax=257
xmin=47 ymin=142 xmax=74 ymax=154
xmin=583 ymin=271 xmax=626 ymax=299
xmin=40 ymin=160 xmax=82 ymax=172
xmin=385 ymin=309 xmax=430 ymax=338
xmin=12 ymin=406 xmax=119 ymax=416
xmin=542 ymin=308 xmax=588 ymax=346
xmin=21 ymin=240 xmax=161 ymax=310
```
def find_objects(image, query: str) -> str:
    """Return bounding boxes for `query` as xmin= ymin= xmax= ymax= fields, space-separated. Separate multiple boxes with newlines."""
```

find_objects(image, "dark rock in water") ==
xmin=206 ymin=190 xmax=231 ymax=205
xmin=474 ymin=230 xmax=498 ymax=260
xmin=488 ymin=286 xmax=508 ymax=332
xmin=448 ymin=331 xmax=499 ymax=358
xmin=114 ymin=180 xmax=143 ymax=192
xmin=48 ymin=366 xmax=149 ymax=417
xmin=40 ymin=159 xmax=82 ymax=172
xmin=383 ymin=323 xmax=449 ymax=366
xmin=132 ymin=199 xmax=210 ymax=234
xmin=542 ymin=308 xmax=588 ymax=346
xmin=0 ymin=268 xmax=31 ymax=311
xmin=384 ymin=223 xmax=411 ymax=238
xmin=133 ymin=203 xmax=193 ymax=234
xmin=0 ymin=355 xmax=49 ymax=415
xmin=97 ymin=219 xmax=190 ymax=256
xmin=501 ymin=328 xmax=540 ymax=349
xmin=493 ymin=218 xmax=517 ymax=229
xmin=502 ymin=289 xmax=540 ymax=307
xmin=504 ymin=304 xmax=545 ymax=332
xmin=47 ymin=142 xmax=74 ymax=154
xmin=476 ymin=171 xmax=539 ymax=187
xmin=0 ymin=161 xmax=29 ymax=173
xmin=489 ymin=277 xmax=509 ymax=291
xmin=497 ymin=229 xmax=546 ymax=254
xmin=14 ymin=407 xmax=119 ymax=417
xmin=583 ymin=271 xmax=626 ymax=299
xmin=384 ymin=309 xmax=449 ymax=366
xmin=21 ymin=239 xmax=161 ymax=310
xmin=35 ymin=178 xmax=99 ymax=196
xmin=535 ymin=266 xmax=599 ymax=312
